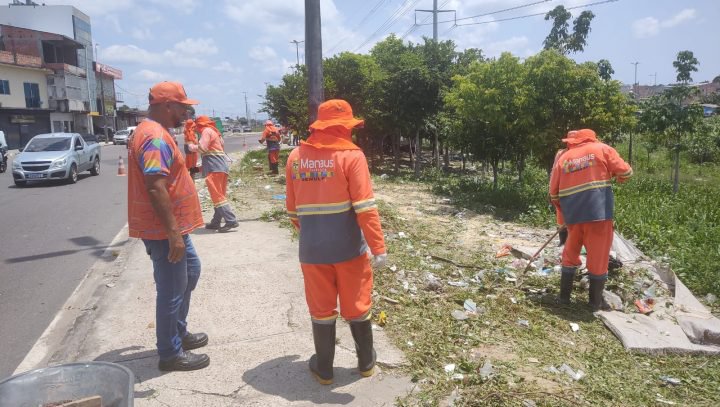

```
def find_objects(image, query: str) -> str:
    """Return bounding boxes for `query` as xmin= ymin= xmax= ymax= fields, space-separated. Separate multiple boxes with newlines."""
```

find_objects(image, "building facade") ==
xmin=0 ymin=2 xmax=98 ymax=135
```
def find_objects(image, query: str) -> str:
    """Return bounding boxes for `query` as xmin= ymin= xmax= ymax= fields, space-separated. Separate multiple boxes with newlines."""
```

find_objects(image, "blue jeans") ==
xmin=143 ymin=235 xmax=201 ymax=360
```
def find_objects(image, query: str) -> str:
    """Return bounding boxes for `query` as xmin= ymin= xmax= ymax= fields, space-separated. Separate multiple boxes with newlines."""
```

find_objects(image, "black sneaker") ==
xmin=205 ymin=223 xmax=221 ymax=230
xmin=218 ymin=222 xmax=239 ymax=233
xmin=182 ymin=332 xmax=208 ymax=351
xmin=158 ymin=351 xmax=210 ymax=371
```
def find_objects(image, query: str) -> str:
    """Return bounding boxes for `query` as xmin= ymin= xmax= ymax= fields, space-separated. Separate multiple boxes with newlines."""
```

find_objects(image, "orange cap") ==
xmin=309 ymin=99 xmax=364 ymax=130
xmin=265 ymin=120 xmax=274 ymax=126
xmin=148 ymin=81 xmax=199 ymax=105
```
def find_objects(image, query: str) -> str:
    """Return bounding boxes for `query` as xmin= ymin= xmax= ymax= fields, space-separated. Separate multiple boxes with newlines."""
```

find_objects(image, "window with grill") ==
xmin=0 ymin=80 xmax=9 ymax=95
xmin=24 ymin=82 xmax=41 ymax=108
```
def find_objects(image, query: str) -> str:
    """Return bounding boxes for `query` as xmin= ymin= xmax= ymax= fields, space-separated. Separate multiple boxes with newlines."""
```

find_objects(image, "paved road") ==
xmin=0 ymin=133 xmax=260 ymax=378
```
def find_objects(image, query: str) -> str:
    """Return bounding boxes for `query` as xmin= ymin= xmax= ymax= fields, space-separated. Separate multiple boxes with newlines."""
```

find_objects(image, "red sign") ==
xmin=95 ymin=62 xmax=123 ymax=80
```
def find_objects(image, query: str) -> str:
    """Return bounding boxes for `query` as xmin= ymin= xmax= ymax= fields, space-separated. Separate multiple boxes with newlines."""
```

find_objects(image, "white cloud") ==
xmin=102 ymin=42 xmax=207 ymax=68
xmin=135 ymin=69 xmax=169 ymax=82
xmin=212 ymin=61 xmax=242 ymax=74
xmin=483 ymin=36 xmax=532 ymax=58
xmin=633 ymin=17 xmax=660 ymax=39
xmin=131 ymin=28 xmax=153 ymax=41
xmin=39 ymin=0 xmax=135 ymax=17
xmin=249 ymin=46 xmax=278 ymax=62
xmin=148 ymin=0 xmax=200 ymax=14
xmin=173 ymin=38 xmax=219 ymax=56
xmin=661 ymin=8 xmax=696 ymax=28
xmin=633 ymin=8 xmax=696 ymax=38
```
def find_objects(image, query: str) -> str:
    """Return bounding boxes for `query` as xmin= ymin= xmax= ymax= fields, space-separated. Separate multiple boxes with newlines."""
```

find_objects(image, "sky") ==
xmin=34 ymin=0 xmax=720 ymax=119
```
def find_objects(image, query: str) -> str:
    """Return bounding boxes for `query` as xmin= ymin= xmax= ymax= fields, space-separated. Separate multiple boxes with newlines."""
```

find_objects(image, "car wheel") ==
xmin=14 ymin=180 xmax=26 ymax=187
xmin=90 ymin=157 xmax=100 ymax=176
xmin=0 ymin=161 xmax=5 ymax=173
xmin=68 ymin=164 xmax=78 ymax=184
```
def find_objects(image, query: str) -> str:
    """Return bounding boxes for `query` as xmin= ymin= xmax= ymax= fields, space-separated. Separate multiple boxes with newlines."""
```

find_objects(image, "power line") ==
xmin=353 ymin=0 xmax=422 ymax=52
xmin=327 ymin=0 xmax=389 ymax=54
xmin=454 ymin=0 xmax=619 ymax=27
xmin=421 ymin=0 xmax=552 ymax=26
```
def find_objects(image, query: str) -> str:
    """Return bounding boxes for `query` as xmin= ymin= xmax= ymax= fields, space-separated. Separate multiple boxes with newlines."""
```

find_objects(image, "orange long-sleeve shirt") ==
xmin=285 ymin=128 xmax=385 ymax=264
xmin=550 ymin=132 xmax=632 ymax=225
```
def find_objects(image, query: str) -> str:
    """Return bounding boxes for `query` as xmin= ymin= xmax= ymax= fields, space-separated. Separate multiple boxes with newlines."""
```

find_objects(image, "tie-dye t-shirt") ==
xmin=139 ymin=137 xmax=174 ymax=176
xmin=127 ymin=119 xmax=203 ymax=240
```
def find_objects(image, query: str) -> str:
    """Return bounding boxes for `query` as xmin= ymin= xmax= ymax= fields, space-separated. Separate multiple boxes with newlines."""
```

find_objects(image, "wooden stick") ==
xmin=521 ymin=227 xmax=566 ymax=275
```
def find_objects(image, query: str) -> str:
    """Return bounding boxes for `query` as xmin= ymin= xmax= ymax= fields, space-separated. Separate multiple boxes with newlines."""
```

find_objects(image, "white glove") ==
xmin=371 ymin=253 xmax=387 ymax=269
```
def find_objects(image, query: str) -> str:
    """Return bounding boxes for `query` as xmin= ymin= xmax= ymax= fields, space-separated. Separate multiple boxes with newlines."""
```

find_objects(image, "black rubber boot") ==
xmin=558 ymin=228 xmax=568 ymax=246
xmin=589 ymin=278 xmax=611 ymax=312
xmin=271 ymin=163 xmax=279 ymax=175
xmin=309 ymin=321 xmax=336 ymax=385
xmin=350 ymin=319 xmax=376 ymax=377
xmin=557 ymin=267 xmax=576 ymax=305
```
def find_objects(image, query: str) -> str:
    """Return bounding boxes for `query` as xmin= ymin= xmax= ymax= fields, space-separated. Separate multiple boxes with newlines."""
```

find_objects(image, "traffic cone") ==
xmin=117 ymin=155 xmax=127 ymax=176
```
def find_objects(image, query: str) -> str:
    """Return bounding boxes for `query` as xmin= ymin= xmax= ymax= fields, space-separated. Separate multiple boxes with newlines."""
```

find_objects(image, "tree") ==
xmin=543 ymin=6 xmax=595 ymax=54
xmin=261 ymin=66 xmax=309 ymax=138
xmin=673 ymin=50 xmax=699 ymax=83
xmin=446 ymin=53 xmax=530 ymax=188
xmin=597 ymin=59 xmax=614 ymax=81
xmin=524 ymin=50 xmax=634 ymax=172
xmin=638 ymin=86 xmax=703 ymax=193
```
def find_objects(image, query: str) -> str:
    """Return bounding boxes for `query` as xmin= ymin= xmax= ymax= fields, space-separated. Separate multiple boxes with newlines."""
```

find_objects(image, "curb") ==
xmin=13 ymin=224 xmax=132 ymax=375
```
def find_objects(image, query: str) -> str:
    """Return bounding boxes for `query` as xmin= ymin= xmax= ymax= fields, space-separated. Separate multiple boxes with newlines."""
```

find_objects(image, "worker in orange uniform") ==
xmin=550 ymin=129 xmax=633 ymax=311
xmin=183 ymin=119 xmax=200 ymax=175
xmin=552 ymin=147 xmax=568 ymax=246
xmin=188 ymin=115 xmax=239 ymax=233
xmin=285 ymin=99 xmax=387 ymax=385
xmin=259 ymin=120 xmax=281 ymax=175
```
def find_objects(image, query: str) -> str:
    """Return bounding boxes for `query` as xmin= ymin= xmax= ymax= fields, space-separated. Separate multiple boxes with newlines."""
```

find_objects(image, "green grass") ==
xmin=369 ymin=186 xmax=720 ymax=407
xmin=417 ymin=156 xmax=720 ymax=298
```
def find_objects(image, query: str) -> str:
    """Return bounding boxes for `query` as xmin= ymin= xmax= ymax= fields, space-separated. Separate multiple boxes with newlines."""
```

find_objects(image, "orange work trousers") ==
xmin=205 ymin=172 xmax=229 ymax=207
xmin=562 ymin=220 xmax=614 ymax=279
xmin=300 ymin=253 xmax=373 ymax=322
xmin=185 ymin=151 xmax=198 ymax=170
xmin=268 ymin=149 xmax=279 ymax=165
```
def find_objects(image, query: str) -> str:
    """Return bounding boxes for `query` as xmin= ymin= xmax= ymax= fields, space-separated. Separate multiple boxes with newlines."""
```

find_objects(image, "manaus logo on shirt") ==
xmin=291 ymin=158 xmax=336 ymax=180
xmin=562 ymin=153 xmax=596 ymax=174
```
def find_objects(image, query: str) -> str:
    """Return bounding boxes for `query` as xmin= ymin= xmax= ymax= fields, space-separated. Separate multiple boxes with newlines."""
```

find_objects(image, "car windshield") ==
xmin=24 ymin=137 xmax=71 ymax=152
xmin=115 ymin=130 xmax=130 ymax=136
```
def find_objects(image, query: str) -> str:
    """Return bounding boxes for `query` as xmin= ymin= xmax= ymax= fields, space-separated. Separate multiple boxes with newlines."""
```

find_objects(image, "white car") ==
xmin=113 ymin=126 xmax=136 ymax=145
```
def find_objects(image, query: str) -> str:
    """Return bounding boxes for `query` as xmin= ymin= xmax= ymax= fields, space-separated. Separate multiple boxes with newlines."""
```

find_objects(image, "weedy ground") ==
xmin=228 ymin=149 xmax=720 ymax=407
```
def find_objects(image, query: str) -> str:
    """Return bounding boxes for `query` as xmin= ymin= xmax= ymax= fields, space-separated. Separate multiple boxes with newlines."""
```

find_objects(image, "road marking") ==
xmin=13 ymin=223 xmax=131 ymax=375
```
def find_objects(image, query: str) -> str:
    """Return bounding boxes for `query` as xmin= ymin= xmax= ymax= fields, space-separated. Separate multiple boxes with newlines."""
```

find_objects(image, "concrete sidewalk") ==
xmin=24 ymin=192 xmax=413 ymax=405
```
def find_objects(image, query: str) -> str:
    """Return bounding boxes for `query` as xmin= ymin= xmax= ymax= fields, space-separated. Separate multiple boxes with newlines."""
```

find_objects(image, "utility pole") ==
xmin=631 ymin=61 xmax=640 ymax=92
xmin=305 ymin=0 xmax=323 ymax=123
xmin=650 ymin=72 xmax=657 ymax=86
xmin=243 ymin=92 xmax=249 ymax=125
xmin=415 ymin=0 xmax=455 ymax=42
xmin=290 ymin=39 xmax=304 ymax=68
xmin=629 ymin=62 xmax=640 ymax=167
xmin=95 ymin=43 xmax=108 ymax=142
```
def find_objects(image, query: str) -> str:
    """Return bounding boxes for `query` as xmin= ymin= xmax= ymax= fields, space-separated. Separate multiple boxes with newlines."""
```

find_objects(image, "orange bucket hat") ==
xmin=562 ymin=128 xmax=597 ymax=145
xmin=309 ymin=99 xmax=364 ymax=130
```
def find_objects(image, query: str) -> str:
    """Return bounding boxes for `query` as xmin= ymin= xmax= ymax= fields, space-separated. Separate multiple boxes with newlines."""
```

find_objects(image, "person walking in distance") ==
xmin=550 ymin=129 xmax=633 ymax=311
xmin=183 ymin=119 xmax=200 ymax=175
xmin=285 ymin=99 xmax=387 ymax=385
xmin=259 ymin=120 xmax=281 ymax=175
xmin=127 ymin=81 xmax=209 ymax=371
xmin=188 ymin=115 xmax=239 ymax=232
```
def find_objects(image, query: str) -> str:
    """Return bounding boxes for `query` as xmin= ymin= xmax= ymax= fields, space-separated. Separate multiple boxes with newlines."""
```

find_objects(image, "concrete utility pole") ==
xmin=416 ymin=0 xmax=455 ymax=42
xmin=305 ymin=0 xmax=323 ymax=123
xmin=290 ymin=39 xmax=304 ymax=68
xmin=243 ymin=92 xmax=249 ymax=124
xmin=650 ymin=72 xmax=657 ymax=86
xmin=631 ymin=61 xmax=640 ymax=92
xmin=95 ymin=43 xmax=108 ymax=142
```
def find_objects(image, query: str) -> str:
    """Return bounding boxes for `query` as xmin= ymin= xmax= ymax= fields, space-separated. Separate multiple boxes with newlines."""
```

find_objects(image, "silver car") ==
xmin=12 ymin=133 xmax=101 ymax=186
xmin=113 ymin=129 xmax=131 ymax=145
